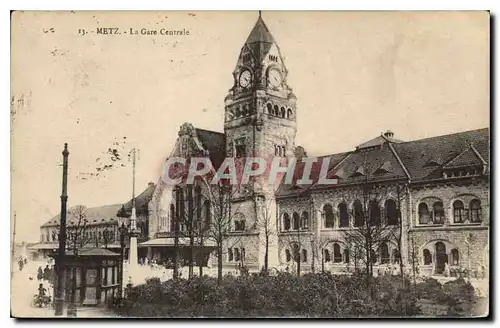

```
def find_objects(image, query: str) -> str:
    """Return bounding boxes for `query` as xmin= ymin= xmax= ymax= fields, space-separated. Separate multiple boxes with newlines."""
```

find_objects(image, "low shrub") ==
xmin=112 ymin=272 xmax=422 ymax=318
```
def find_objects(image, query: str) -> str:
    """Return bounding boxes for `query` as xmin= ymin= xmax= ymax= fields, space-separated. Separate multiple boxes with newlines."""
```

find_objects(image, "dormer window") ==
xmin=374 ymin=161 xmax=393 ymax=175
xmin=350 ymin=165 xmax=365 ymax=178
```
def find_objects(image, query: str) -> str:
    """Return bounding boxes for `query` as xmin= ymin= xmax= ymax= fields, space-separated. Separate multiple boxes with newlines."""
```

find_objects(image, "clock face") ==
xmin=268 ymin=69 xmax=282 ymax=87
xmin=239 ymin=70 xmax=251 ymax=88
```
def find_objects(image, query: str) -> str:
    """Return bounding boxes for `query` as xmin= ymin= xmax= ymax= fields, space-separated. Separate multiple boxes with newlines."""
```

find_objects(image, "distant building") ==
xmin=32 ymin=204 xmax=125 ymax=259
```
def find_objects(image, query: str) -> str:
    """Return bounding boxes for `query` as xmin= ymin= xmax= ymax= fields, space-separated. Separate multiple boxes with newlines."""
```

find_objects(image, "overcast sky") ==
xmin=11 ymin=11 xmax=489 ymax=241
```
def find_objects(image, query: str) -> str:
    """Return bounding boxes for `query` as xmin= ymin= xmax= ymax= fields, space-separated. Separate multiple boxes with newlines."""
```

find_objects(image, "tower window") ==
xmin=269 ymin=54 xmax=278 ymax=62
xmin=273 ymin=105 xmax=279 ymax=116
xmin=280 ymin=107 xmax=286 ymax=118
xmin=275 ymin=145 xmax=286 ymax=157
xmin=234 ymin=138 xmax=246 ymax=158
xmin=287 ymin=108 xmax=293 ymax=119
xmin=267 ymin=103 xmax=273 ymax=114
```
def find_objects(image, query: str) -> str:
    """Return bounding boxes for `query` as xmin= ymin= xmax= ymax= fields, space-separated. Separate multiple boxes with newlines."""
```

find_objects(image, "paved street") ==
xmin=11 ymin=259 xmax=221 ymax=318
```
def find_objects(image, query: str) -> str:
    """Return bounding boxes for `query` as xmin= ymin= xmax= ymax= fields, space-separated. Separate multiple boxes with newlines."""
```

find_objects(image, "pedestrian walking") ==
xmin=37 ymin=266 xmax=43 ymax=281
xmin=43 ymin=265 xmax=50 ymax=281
xmin=18 ymin=258 xmax=24 ymax=271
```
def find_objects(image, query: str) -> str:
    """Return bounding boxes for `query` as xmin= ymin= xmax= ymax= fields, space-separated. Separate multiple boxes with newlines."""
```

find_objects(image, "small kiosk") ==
xmin=58 ymin=248 xmax=121 ymax=306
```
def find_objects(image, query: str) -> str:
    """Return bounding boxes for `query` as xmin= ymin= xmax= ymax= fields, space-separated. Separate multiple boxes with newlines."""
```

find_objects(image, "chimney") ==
xmin=383 ymin=130 xmax=394 ymax=139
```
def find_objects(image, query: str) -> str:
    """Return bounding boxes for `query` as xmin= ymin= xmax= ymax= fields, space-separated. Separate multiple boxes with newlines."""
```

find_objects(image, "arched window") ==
xmin=228 ymin=248 xmax=233 ymax=262
xmin=392 ymin=249 xmax=400 ymax=264
xmin=285 ymin=249 xmax=291 ymax=262
xmin=234 ymin=106 xmax=241 ymax=118
xmin=343 ymin=249 xmax=350 ymax=263
xmin=433 ymin=201 xmax=445 ymax=224
xmin=324 ymin=249 xmax=331 ymax=262
xmin=324 ymin=204 xmax=335 ymax=228
xmin=423 ymin=249 xmax=432 ymax=265
xmin=302 ymin=249 xmax=308 ymax=263
xmin=353 ymin=200 xmax=364 ymax=227
xmin=301 ymin=211 xmax=309 ymax=230
xmin=242 ymin=105 xmax=248 ymax=117
xmin=451 ymin=249 xmax=459 ymax=266
xmin=380 ymin=243 xmax=390 ymax=264
xmin=369 ymin=201 xmax=381 ymax=226
xmin=453 ymin=200 xmax=465 ymax=223
xmin=283 ymin=213 xmax=291 ymax=231
xmin=234 ymin=248 xmax=240 ymax=262
xmin=241 ymin=248 xmax=246 ymax=262
xmin=333 ymin=243 xmax=342 ymax=263
xmin=203 ymin=200 xmax=211 ymax=226
xmin=273 ymin=105 xmax=279 ymax=116
xmin=470 ymin=199 xmax=482 ymax=222
xmin=274 ymin=145 xmax=279 ymax=156
xmin=418 ymin=203 xmax=430 ymax=224
xmin=267 ymin=103 xmax=272 ymax=114
xmin=338 ymin=202 xmax=349 ymax=227
xmin=287 ymin=108 xmax=293 ymax=119
xmin=292 ymin=212 xmax=300 ymax=230
xmin=233 ymin=213 xmax=245 ymax=231
xmin=385 ymin=199 xmax=398 ymax=225
xmin=280 ymin=107 xmax=286 ymax=118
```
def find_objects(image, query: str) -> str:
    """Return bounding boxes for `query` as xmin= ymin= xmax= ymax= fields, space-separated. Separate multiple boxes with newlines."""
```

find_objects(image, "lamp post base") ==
xmin=54 ymin=298 xmax=65 ymax=316
xmin=67 ymin=302 xmax=77 ymax=317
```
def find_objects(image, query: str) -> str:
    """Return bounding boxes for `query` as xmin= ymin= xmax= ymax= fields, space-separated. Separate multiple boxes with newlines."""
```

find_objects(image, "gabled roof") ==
xmin=194 ymin=128 xmax=226 ymax=169
xmin=443 ymin=145 xmax=485 ymax=169
xmin=41 ymin=204 xmax=123 ymax=228
xmin=117 ymin=183 xmax=156 ymax=217
xmin=275 ymin=153 xmax=349 ymax=197
xmin=276 ymin=127 xmax=489 ymax=197
xmin=393 ymin=128 xmax=489 ymax=181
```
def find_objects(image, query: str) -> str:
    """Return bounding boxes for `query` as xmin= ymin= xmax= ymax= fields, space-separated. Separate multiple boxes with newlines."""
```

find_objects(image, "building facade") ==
xmin=35 ymin=15 xmax=489 ymax=278
xmin=143 ymin=15 xmax=489 ymax=277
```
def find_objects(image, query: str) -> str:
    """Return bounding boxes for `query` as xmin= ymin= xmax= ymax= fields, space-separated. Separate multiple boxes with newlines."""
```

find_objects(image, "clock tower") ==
xmin=224 ymin=14 xmax=298 ymax=194
xmin=222 ymin=14 xmax=296 ymax=271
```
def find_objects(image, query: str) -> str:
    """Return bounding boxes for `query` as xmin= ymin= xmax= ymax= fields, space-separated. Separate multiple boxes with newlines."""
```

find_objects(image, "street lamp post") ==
xmin=117 ymin=219 xmax=128 ymax=300
xmin=128 ymin=149 xmax=140 ymax=283
xmin=54 ymin=143 xmax=69 ymax=316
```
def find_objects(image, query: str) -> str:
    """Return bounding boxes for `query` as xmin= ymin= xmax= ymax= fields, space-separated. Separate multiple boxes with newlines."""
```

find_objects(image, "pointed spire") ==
xmin=245 ymin=13 xmax=275 ymax=45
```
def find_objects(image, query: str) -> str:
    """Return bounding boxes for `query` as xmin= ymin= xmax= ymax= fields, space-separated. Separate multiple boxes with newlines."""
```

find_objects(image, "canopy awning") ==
xmin=28 ymin=243 xmax=58 ymax=250
xmin=139 ymin=238 xmax=216 ymax=247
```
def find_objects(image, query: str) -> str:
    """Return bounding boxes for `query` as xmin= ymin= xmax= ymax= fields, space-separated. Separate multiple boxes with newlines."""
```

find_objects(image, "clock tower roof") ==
xmin=245 ymin=15 xmax=275 ymax=45
xmin=242 ymin=14 xmax=281 ymax=65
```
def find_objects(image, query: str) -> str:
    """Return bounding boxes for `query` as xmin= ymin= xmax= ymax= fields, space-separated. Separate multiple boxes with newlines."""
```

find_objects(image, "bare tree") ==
xmin=65 ymin=205 xmax=92 ymax=307
xmin=255 ymin=196 xmax=275 ymax=273
xmin=341 ymin=179 xmax=399 ymax=278
xmin=202 ymin=182 xmax=242 ymax=284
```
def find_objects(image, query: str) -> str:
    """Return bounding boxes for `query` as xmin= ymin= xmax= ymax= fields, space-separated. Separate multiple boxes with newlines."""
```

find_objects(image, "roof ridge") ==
xmin=397 ymin=127 xmax=489 ymax=145
xmin=194 ymin=127 xmax=224 ymax=135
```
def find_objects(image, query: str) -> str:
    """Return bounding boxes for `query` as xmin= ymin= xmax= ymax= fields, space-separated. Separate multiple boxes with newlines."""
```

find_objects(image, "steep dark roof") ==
xmin=41 ymin=204 xmax=123 ymax=227
xmin=393 ymin=128 xmax=489 ymax=181
xmin=195 ymin=128 xmax=226 ymax=169
xmin=276 ymin=153 xmax=349 ymax=197
xmin=276 ymin=128 xmax=489 ymax=197
xmin=244 ymin=16 xmax=277 ymax=64
xmin=117 ymin=183 xmax=156 ymax=217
